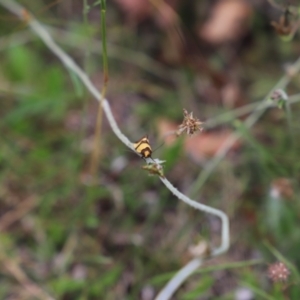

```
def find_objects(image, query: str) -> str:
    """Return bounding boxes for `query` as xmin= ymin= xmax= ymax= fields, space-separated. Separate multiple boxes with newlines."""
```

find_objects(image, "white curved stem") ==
xmin=155 ymin=258 xmax=203 ymax=300
xmin=0 ymin=2 xmax=231 ymax=300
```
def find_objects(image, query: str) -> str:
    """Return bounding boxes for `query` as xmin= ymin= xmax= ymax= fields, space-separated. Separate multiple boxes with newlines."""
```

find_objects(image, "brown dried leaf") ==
xmin=199 ymin=0 xmax=252 ymax=44
xmin=184 ymin=130 xmax=241 ymax=161
xmin=157 ymin=119 xmax=241 ymax=161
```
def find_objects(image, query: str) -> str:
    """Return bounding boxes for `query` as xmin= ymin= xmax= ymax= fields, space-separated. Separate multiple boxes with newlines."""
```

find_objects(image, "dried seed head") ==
xmin=271 ymin=18 xmax=292 ymax=36
xmin=271 ymin=8 xmax=297 ymax=37
xmin=270 ymin=89 xmax=288 ymax=109
xmin=142 ymin=162 xmax=165 ymax=178
xmin=268 ymin=262 xmax=290 ymax=283
xmin=177 ymin=109 xmax=204 ymax=136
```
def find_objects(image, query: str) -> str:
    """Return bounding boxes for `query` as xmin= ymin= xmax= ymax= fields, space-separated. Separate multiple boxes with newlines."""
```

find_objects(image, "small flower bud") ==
xmin=269 ymin=89 xmax=288 ymax=109
xmin=268 ymin=262 xmax=290 ymax=283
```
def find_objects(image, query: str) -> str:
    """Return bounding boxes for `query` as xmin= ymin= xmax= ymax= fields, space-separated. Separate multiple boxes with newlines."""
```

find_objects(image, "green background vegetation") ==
xmin=0 ymin=0 xmax=300 ymax=299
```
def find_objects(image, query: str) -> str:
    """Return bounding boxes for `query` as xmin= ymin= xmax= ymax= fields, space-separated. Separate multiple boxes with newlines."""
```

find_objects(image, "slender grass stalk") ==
xmin=195 ymin=259 xmax=263 ymax=273
xmin=189 ymin=69 xmax=300 ymax=196
xmin=100 ymin=0 xmax=108 ymax=83
xmin=151 ymin=259 xmax=262 ymax=284
xmin=81 ymin=0 xmax=91 ymax=122
xmin=74 ymin=0 xmax=92 ymax=177
xmin=155 ymin=259 xmax=262 ymax=300
xmin=285 ymin=98 xmax=295 ymax=148
xmin=264 ymin=240 xmax=300 ymax=281
xmin=89 ymin=0 xmax=108 ymax=178
xmin=0 ymin=243 xmax=55 ymax=300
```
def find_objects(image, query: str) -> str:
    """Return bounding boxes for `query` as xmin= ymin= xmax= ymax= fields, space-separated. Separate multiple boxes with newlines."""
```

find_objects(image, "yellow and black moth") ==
xmin=133 ymin=136 xmax=152 ymax=159
xmin=134 ymin=136 xmax=165 ymax=177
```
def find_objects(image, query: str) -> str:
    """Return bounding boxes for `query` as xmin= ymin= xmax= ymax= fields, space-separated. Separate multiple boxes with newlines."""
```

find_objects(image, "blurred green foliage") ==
xmin=0 ymin=0 xmax=300 ymax=299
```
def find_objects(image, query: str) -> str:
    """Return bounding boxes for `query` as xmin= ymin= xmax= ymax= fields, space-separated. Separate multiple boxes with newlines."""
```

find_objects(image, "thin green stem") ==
xmin=196 ymin=259 xmax=263 ymax=274
xmin=81 ymin=0 xmax=91 ymax=131
xmin=155 ymin=257 xmax=263 ymax=300
xmin=101 ymin=0 xmax=108 ymax=84
xmin=89 ymin=0 xmax=109 ymax=178
xmin=285 ymin=99 xmax=294 ymax=145
xmin=264 ymin=240 xmax=300 ymax=281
